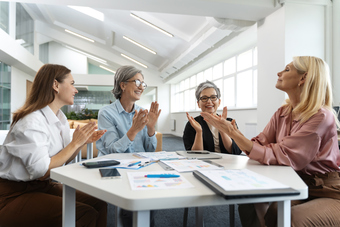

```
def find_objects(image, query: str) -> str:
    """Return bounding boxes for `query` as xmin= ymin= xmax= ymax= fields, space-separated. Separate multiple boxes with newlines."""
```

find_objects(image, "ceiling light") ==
xmin=123 ymin=36 xmax=156 ymax=54
xmin=65 ymin=29 xmax=94 ymax=42
xmin=100 ymin=65 xmax=116 ymax=73
xmin=121 ymin=54 xmax=148 ymax=68
xmin=130 ymin=13 xmax=174 ymax=38
xmin=64 ymin=45 xmax=106 ymax=64
xmin=68 ymin=6 xmax=104 ymax=21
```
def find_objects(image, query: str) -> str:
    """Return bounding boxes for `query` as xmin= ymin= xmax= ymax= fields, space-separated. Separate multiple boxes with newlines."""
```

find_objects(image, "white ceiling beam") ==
xmin=35 ymin=21 xmax=160 ymax=72
xmin=132 ymin=11 xmax=211 ymax=43
xmin=53 ymin=21 xmax=106 ymax=44
xmin=37 ymin=4 xmax=55 ymax=23
xmin=10 ymin=0 xmax=281 ymax=21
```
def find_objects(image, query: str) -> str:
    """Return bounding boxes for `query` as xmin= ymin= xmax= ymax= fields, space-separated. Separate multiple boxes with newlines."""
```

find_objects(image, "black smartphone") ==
xmin=82 ymin=160 xmax=120 ymax=168
xmin=99 ymin=168 xmax=121 ymax=179
xmin=187 ymin=151 xmax=210 ymax=154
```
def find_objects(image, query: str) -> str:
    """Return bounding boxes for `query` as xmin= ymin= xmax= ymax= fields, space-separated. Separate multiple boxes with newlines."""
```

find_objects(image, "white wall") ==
xmin=284 ymin=3 xmax=325 ymax=62
xmin=10 ymin=67 xmax=35 ymax=116
xmin=257 ymin=2 xmax=328 ymax=132
xmin=157 ymin=83 xmax=171 ymax=134
xmin=137 ymin=93 xmax=154 ymax=111
xmin=257 ymin=7 xmax=286 ymax=132
xmin=48 ymin=42 xmax=88 ymax=74
xmin=333 ymin=0 xmax=340 ymax=106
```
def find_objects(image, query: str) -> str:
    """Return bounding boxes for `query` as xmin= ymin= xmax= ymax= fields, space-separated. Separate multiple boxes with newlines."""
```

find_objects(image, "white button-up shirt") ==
xmin=0 ymin=106 xmax=70 ymax=181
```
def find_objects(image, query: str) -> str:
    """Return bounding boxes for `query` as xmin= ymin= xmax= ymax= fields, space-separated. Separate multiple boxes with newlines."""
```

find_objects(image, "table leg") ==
xmin=277 ymin=200 xmax=291 ymax=227
xmin=87 ymin=143 xmax=93 ymax=159
xmin=76 ymin=151 xmax=82 ymax=162
xmin=115 ymin=206 xmax=123 ymax=227
xmin=62 ymin=185 xmax=76 ymax=227
xmin=132 ymin=210 xmax=150 ymax=227
xmin=195 ymin=207 xmax=204 ymax=227
xmin=229 ymin=204 xmax=235 ymax=227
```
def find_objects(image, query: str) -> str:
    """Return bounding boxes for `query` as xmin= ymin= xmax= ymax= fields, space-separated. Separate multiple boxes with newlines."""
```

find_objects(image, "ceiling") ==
xmin=14 ymin=0 xmax=282 ymax=80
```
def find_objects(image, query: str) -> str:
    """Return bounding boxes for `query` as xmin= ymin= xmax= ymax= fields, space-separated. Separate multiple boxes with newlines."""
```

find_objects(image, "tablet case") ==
xmin=176 ymin=150 xmax=222 ymax=160
xmin=193 ymin=170 xmax=300 ymax=199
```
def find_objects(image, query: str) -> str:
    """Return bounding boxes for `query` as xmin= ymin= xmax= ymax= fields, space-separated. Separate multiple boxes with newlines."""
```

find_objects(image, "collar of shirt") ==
xmin=279 ymin=106 xmax=300 ymax=123
xmin=40 ymin=106 xmax=67 ymax=126
xmin=114 ymin=99 xmax=136 ymax=114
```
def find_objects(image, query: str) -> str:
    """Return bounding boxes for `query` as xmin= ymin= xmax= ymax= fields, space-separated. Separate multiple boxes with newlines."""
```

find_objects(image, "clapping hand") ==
xmin=132 ymin=109 xmax=149 ymax=132
xmin=72 ymin=121 xmax=98 ymax=148
xmin=186 ymin=112 xmax=202 ymax=133
xmin=201 ymin=106 xmax=236 ymax=136
xmin=85 ymin=129 xmax=107 ymax=144
xmin=146 ymin=101 xmax=161 ymax=129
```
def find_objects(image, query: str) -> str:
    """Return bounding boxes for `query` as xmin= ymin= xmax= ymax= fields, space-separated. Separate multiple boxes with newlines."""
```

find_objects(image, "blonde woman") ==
xmin=201 ymin=56 xmax=340 ymax=226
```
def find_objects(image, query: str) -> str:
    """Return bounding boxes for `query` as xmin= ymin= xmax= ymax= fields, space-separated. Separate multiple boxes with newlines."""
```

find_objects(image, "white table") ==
xmin=51 ymin=153 xmax=308 ymax=227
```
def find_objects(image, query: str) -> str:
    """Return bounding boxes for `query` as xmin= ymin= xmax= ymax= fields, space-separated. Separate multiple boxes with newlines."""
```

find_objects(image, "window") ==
xmin=0 ymin=2 xmax=9 ymax=34
xmin=171 ymin=47 xmax=257 ymax=112
xmin=0 ymin=62 xmax=11 ymax=130
xmin=16 ymin=3 xmax=34 ymax=54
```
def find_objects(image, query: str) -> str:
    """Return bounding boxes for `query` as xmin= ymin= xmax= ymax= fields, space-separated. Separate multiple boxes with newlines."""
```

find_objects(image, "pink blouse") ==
xmin=247 ymin=106 xmax=340 ymax=175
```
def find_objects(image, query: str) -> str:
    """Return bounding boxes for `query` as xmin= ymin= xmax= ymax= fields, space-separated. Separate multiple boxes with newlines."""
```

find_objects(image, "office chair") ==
xmin=183 ymin=205 xmax=235 ymax=227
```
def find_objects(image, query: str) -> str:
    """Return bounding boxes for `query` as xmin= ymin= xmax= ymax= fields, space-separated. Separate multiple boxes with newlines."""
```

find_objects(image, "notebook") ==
xmin=193 ymin=169 xmax=300 ymax=199
xmin=176 ymin=150 xmax=222 ymax=160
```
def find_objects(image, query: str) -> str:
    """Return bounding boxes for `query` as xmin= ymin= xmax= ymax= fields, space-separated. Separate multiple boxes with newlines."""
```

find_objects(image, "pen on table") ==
xmin=128 ymin=161 xmax=141 ymax=167
xmin=144 ymin=174 xmax=180 ymax=178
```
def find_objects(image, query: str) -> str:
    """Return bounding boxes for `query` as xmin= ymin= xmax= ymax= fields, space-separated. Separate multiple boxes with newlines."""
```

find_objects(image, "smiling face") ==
xmin=197 ymin=88 xmax=221 ymax=114
xmin=56 ymin=73 xmax=78 ymax=105
xmin=120 ymin=73 xmax=144 ymax=102
xmin=276 ymin=62 xmax=305 ymax=93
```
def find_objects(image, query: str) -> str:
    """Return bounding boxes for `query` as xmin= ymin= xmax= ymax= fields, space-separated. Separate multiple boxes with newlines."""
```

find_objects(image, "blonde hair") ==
xmin=283 ymin=56 xmax=340 ymax=128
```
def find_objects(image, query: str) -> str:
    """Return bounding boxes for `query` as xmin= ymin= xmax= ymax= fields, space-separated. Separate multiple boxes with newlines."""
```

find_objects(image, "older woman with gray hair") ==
xmin=183 ymin=81 xmax=241 ymax=154
xmin=96 ymin=65 xmax=161 ymax=156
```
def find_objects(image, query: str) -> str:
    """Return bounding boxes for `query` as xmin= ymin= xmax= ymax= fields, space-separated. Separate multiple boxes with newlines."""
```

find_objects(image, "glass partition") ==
xmin=0 ymin=62 xmax=11 ymax=130
xmin=61 ymin=85 xmax=157 ymax=120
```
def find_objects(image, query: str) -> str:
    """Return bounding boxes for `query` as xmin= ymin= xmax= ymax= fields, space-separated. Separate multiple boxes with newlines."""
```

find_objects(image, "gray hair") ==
xmin=195 ymin=80 xmax=221 ymax=101
xmin=112 ymin=65 xmax=143 ymax=99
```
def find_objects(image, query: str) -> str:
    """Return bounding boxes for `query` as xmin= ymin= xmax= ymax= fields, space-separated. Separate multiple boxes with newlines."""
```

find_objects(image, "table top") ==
xmin=51 ymin=153 xmax=308 ymax=211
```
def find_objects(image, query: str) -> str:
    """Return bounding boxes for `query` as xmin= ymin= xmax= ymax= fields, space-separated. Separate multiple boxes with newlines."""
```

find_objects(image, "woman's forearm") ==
xmin=230 ymin=131 xmax=253 ymax=152
xmin=66 ymin=146 xmax=82 ymax=164
xmin=40 ymin=141 xmax=80 ymax=180
xmin=191 ymin=131 xmax=204 ymax=150
xmin=220 ymin=133 xmax=233 ymax=153
xmin=147 ymin=126 xmax=155 ymax=137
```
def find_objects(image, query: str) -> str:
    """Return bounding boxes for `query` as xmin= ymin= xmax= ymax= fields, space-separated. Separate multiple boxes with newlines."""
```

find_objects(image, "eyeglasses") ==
xmin=125 ymin=79 xmax=147 ymax=90
xmin=199 ymin=95 xmax=219 ymax=102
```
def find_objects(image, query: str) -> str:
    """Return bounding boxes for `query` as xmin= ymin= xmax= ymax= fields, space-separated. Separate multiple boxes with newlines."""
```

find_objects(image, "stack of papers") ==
xmin=134 ymin=151 xmax=186 ymax=161
xmin=192 ymin=169 xmax=300 ymax=199
xmin=160 ymin=159 xmax=224 ymax=172
xmin=197 ymin=169 xmax=289 ymax=191
xmin=127 ymin=171 xmax=194 ymax=190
